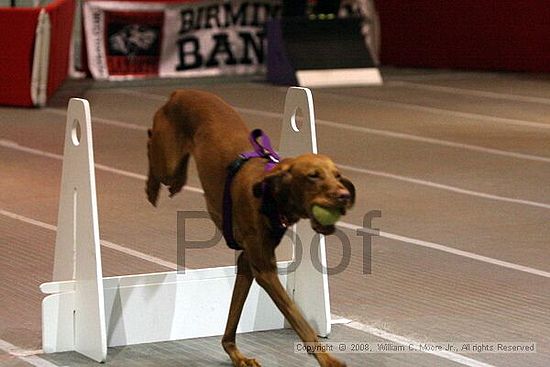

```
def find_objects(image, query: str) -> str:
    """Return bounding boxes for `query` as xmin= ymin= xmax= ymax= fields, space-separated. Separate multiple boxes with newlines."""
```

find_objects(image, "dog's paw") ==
xmin=236 ymin=357 xmax=261 ymax=367
xmin=327 ymin=360 xmax=346 ymax=367
xmin=320 ymin=356 xmax=347 ymax=367
xmin=146 ymin=176 xmax=160 ymax=206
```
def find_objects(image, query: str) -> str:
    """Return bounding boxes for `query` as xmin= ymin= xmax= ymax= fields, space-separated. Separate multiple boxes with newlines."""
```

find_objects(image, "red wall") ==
xmin=0 ymin=0 xmax=74 ymax=107
xmin=46 ymin=0 xmax=75 ymax=99
xmin=375 ymin=0 xmax=550 ymax=72
xmin=0 ymin=8 xmax=41 ymax=106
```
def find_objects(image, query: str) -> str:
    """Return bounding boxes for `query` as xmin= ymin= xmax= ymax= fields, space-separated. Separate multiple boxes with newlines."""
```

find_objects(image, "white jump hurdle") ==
xmin=40 ymin=87 xmax=331 ymax=362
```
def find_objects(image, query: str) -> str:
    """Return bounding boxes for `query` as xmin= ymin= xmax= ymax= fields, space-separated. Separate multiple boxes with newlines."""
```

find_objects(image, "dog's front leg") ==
xmin=254 ymin=270 xmax=347 ymax=367
xmin=222 ymin=253 xmax=261 ymax=367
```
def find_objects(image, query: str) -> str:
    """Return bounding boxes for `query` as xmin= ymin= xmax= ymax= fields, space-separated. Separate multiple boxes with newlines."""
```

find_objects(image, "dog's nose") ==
xmin=334 ymin=188 xmax=351 ymax=203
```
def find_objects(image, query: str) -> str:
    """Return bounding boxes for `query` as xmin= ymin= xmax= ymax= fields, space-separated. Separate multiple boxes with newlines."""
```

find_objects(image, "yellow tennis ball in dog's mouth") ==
xmin=312 ymin=205 xmax=341 ymax=226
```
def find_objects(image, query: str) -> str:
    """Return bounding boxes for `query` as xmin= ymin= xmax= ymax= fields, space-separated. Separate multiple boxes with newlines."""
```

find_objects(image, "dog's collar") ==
xmin=223 ymin=129 xmax=282 ymax=250
xmin=258 ymin=180 xmax=290 ymax=242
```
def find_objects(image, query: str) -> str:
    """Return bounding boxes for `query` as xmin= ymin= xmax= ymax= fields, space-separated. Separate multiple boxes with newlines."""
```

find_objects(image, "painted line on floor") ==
xmin=390 ymin=81 xmax=550 ymax=106
xmin=235 ymin=106 xmax=550 ymax=164
xmin=0 ymin=139 xmax=203 ymax=195
xmin=119 ymin=85 xmax=550 ymax=130
xmin=211 ymin=82 xmax=550 ymax=131
xmin=0 ymin=208 xmax=177 ymax=270
xmin=0 ymin=208 xmax=499 ymax=367
xmin=322 ymin=91 xmax=550 ymax=130
xmin=116 ymin=88 xmax=166 ymax=102
xmin=334 ymin=317 xmax=496 ymax=367
xmin=337 ymin=222 xmax=550 ymax=279
xmin=3 ymin=137 xmax=549 ymax=211
xmin=0 ymin=339 xmax=61 ymax=367
xmin=44 ymin=108 xmax=149 ymax=132
xmin=2 ymin=140 xmax=550 ymax=278
xmin=0 ymin=340 xmax=42 ymax=357
xmin=383 ymin=72 xmax=500 ymax=82
xmin=109 ymin=88 xmax=550 ymax=163
xmin=0 ymin=306 xmax=492 ymax=367
xmin=4 ymin=199 xmax=550 ymax=282
xmin=339 ymin=164 xmax=550 ymax=210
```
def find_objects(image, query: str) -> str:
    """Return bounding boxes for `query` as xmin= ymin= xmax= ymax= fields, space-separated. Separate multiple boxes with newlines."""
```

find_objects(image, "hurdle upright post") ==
xmin=45 ymin=98 xmax=107 ymax=362
xmin=279 ymin=87 xmax=331 ymax=337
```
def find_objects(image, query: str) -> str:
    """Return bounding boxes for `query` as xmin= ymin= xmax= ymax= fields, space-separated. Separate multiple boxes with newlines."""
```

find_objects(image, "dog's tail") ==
xmin=146 ymin=92 xmax=193 ymax=206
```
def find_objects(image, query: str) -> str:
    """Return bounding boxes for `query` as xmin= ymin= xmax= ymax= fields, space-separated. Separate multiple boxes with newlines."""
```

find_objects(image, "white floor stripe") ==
xmin=117 ymin=85 xmax=550 ymax=130
xmin=317 ymin=118 xmax=550 ymax=163
xmin=94 ymin=162 xmax=148 ymax=181
xmin=333 ymin=316 xmax=496 ymax=367
xmin=219 ymin=82 xmax=550 ymax=130
xmin=0 ymin=139 xmax=61 ymax=161
xmin=0 ymin=339 xmax=59 ymax=367
xmin=0 ymin=139 xmax=205 ymax=196
xmin=0 ymin=340 xmax=42 ymax=357
xmin=385 ymin=72 xmax=499 ymax=82
xmin=391 ymin=81 xmax=550 ymax=105
xmin=44 ymin=108 xmax=148 ymax=131
xmin=337 ymin=222 xmax=550 ymax=279
xmin=338 ymin=164 xmax=550 ymax=210
xmin=3 ymin=200 xmax=550 ymax=283
xmin=105 ymin=89 xmax=550 ymax=164
xmin=101 ymin=238 xmax=177 ymax=269
xmin=2 ymin=140 xmax=550 ymax=278
xmin=0 ymin=298 xmax=493 ymax=367
xmin=0 ymin=207 xmax=515 ymax=367
xmin=0 ymin=209 xmax=56 ymax=231
xmin=0 ymin=208 xmax=177 ymax=270
xmin=116 ymin=88 xmax=167 ymax=102
xmin=325 ymin=92 xmax=550 ymax=130
xmin=3 ymin=138 xmax=548 ymax=210
xmin=235 ymin=107 xmax=550 ymax=164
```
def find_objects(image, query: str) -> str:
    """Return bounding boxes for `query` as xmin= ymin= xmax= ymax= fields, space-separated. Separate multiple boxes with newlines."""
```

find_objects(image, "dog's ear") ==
xmin=340 ymin=176 xmax=356 ymax=207
xmin=252 ymin=162 xmax=293 ymax=198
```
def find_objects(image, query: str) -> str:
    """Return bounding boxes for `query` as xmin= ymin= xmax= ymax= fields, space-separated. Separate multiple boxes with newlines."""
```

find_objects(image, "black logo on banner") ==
xmin=108 ymin=24 xmax=160 ymax=57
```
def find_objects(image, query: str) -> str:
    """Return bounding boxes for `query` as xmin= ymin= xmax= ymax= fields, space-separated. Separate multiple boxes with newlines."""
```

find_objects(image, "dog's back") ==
xmin=146 ymin=89 xmax=251 ymax=212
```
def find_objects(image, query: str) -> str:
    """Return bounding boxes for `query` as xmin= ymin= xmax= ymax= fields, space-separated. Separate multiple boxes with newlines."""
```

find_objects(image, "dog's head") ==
xmin=254 ymin=153 xmax=355 ymax=235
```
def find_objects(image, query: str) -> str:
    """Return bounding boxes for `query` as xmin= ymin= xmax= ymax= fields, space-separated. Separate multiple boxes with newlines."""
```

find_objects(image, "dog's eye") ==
xmin=308 ymin=171 xmax=321 ymax=180
xmin=334 ymin=172 xmax=342 ymax=179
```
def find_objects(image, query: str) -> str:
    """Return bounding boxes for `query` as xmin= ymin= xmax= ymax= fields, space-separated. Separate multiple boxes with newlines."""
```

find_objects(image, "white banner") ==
xmin=83 ymin=0 xmax=281 ymax=80
xmin=161 ymin=0 xmax=280 ymax=77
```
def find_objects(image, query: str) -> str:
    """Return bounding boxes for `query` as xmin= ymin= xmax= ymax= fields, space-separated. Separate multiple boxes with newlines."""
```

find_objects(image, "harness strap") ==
xmin=259 ymin=183 xmax=288 ymax=244
xmin=222 ymin=129 xmax=281 ymax=250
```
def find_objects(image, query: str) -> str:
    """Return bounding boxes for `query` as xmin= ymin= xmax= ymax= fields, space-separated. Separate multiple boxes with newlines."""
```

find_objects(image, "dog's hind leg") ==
xmin=168 ymin=154 xmax=190 ymax=197
xmin=146 ymin=107 xmax=192 ymax=205
xmin=146 ymin=128 xmax=162 ymax=206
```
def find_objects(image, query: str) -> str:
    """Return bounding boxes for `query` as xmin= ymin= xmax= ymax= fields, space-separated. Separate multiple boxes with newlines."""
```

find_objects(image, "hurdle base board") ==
xmin=42 ymin=264 xmax=292 ymax=353
xmin=296 ymin=68 xmax=382 ymax=88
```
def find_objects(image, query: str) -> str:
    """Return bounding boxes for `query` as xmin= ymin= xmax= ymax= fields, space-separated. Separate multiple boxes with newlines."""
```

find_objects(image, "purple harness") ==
xmin=223 ymin=129 xmax=282 ymax=250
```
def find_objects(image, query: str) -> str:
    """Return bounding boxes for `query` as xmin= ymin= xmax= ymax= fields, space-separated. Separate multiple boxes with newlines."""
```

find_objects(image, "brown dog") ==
xmin=146 ymin=89 xmax=355 ymax=367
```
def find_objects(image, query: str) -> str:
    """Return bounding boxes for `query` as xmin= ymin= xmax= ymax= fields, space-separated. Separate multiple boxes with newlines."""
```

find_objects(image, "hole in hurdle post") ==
xmin=290 ymin=107 xmax=305 ymax=132
xmin=71 ymin=119 xmax=81 ymax=146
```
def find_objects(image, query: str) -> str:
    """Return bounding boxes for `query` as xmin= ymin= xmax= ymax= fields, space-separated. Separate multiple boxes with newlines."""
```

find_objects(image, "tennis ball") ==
xmin=312 ymin=205 xmax=341 ymax=226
